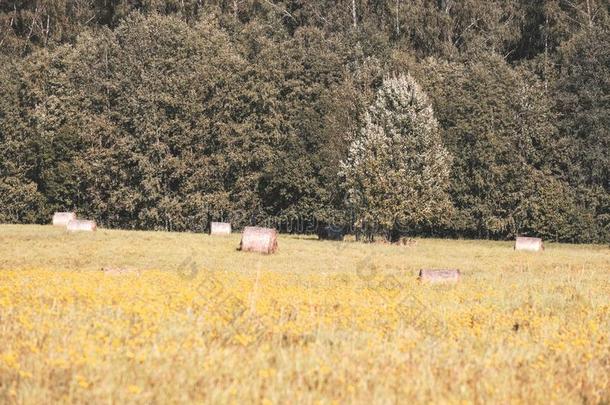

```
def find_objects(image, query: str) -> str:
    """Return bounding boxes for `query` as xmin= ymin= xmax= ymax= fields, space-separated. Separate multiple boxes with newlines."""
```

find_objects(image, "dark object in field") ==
xmin=66 ymin=219 xmax=97 ymax=232
xmin=52 ymin=212 xmax=76 ymax=226
xmin=102 ymin=267 xmax=141 ymax=276
xmin=396 ymin=237 xmax=417 ymax=247
xmin=210 ymin=222 xmax=231 ymax=235
xmin=514 ymin=236 xmax=544 ymax=252
xmin=418 ymin=269 xmax=460 ymax=283
xmin=239 ymin=226 xmax=278 ymax=254
xmin=317 ymin=225 xmax=345 ymax=241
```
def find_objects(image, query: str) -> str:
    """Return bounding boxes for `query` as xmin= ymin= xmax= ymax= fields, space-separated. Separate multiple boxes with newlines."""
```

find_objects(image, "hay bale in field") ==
xmin=418 ymin=269 xmax=460 ymax=283
xmin=66 ymin=219 xmax=97 ymax=232
xmin=210 ymin=222 xmax=231 ymax=235
xmin=239 ymin=226 xmax=278 ymax=254
xmin=52 ymin=212 xmax=76 ymax=226
xmin=102 ymin=267 xmax=141 ymax=276
xmin=514 ymin=236 xmax=544 ymax=252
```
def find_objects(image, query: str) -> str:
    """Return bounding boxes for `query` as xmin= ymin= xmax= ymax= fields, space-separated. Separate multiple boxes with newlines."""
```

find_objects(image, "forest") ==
xmin=0 ymin=0 xmax=608 ymax=242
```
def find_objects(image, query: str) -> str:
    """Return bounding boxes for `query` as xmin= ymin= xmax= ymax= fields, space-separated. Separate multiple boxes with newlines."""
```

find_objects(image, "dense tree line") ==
xmin=0 ymin=0 xmax=608 ymax=242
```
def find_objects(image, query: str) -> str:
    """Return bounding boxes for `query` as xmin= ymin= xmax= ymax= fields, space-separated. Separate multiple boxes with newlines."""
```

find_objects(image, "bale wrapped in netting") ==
xmin=514 ymin=236 xmax=544 ymax=252
xmin=210 ymin=222 xmax=232 ymax=236
xmin=418 ymin=269 xmax=461 ymax=283
xmin=239 ymin=226 xmax=278 ymax=254
xmin=66 ymin=219 xmax=97 ymax=232
xmin=52 ymin=212 xmax=76 ymax=226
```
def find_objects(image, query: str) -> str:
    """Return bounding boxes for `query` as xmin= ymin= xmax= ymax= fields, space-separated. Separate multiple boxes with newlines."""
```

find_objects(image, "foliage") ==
xmin=341 ymin=74 xmax=452 ymax=240
xmin=416 ymin=54 xmax=598 ymax=242
xmin=0 ymin=2 xmax=608 ymax=242
xmin=0 ymin=57 xmax=44 ymax=223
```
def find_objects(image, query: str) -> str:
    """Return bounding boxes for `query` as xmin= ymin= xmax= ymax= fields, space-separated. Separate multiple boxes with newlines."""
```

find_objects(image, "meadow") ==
xmin=0 ymin=224 xmax=608 ymax=404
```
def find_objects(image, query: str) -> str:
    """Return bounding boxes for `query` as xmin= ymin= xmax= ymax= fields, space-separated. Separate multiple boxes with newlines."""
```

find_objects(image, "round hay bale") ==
xmin=52 ymin=212 xmax=76 ymax=226
xmin=418 ymin=269 xmax=460 ymax=283
xmin=66 ymin=219 xmax=97 ymax=232
xmin=239 ymin=226 xmax=278 ymax=254
xmin=210 ymin=222 xmax=232 ymax=236
xmin=514 ymin=236 xmax=544 ymax=252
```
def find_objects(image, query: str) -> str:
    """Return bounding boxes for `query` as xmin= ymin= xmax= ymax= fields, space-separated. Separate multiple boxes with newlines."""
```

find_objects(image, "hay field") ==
xmin=0 ymin=225 xmax=609 ymax=404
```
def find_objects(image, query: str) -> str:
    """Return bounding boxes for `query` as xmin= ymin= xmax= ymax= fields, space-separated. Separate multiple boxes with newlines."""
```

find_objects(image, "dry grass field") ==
xmin=0 ymin=224 xmax=609 ymax=404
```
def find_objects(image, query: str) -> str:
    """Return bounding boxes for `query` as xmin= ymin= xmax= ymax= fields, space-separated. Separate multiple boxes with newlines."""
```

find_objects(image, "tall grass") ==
xmin=0 ymin=225 xmax=608 ymax=404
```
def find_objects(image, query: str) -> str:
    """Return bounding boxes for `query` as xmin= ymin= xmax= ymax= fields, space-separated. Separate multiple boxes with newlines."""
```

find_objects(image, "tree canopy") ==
xmin=0 ymin=0 xmax=608 ymax=242
xmin=341 ymin=74 xmax=452 ymax=241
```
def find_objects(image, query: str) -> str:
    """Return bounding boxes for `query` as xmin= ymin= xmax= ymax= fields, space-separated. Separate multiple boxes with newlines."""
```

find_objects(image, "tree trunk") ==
xmin=395 ymin=0 xmax=400 ymax=37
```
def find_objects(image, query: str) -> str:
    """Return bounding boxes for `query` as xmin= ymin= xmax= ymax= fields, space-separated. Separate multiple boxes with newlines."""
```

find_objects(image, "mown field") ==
xmin=0 ymin=224 xmax=609 ymax=404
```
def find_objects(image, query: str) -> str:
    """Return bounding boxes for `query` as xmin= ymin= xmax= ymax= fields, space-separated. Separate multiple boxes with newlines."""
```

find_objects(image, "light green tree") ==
xmin=341 ymin=73 xmax=452 ymax=241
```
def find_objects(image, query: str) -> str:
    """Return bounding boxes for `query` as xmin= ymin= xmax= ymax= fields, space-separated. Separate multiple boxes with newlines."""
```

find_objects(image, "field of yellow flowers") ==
xmin=0 ymin=224 xmax=609 ymax=404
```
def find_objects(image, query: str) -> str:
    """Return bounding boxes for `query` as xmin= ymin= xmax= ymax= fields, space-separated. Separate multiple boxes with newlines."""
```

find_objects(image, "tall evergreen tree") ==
xmin=341 ymin=73 xmax=452 ymax=241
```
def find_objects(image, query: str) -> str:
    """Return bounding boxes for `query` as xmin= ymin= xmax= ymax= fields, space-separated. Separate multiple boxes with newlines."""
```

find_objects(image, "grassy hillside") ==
xmin=0 ymin=225 xmax=608 ymax=403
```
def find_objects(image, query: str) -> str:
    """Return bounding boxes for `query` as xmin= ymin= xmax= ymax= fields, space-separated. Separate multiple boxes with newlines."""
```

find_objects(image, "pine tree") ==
xmin=341 ymin=73 xmax=452 ymax=241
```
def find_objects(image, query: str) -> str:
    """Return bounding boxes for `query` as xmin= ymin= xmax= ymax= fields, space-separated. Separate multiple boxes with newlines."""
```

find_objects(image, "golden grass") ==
xmin=0 ymin=224 xmax=609 ymax=404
